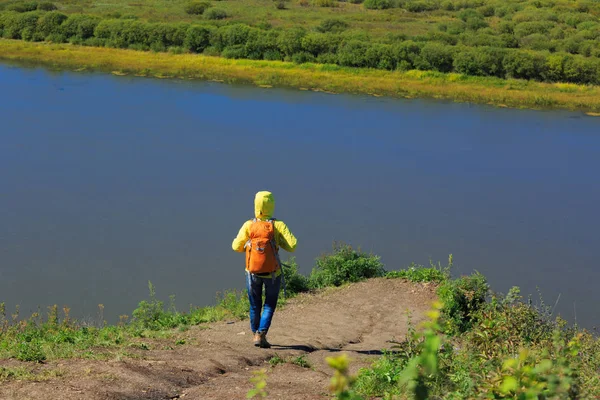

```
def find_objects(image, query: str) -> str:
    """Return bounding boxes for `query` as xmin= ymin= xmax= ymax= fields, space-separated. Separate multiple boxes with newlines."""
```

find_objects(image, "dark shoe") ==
xmin=253 ymin=332 xmax=261 ymax=347
xmin=258 ymin=332 xmax=271 ymax=349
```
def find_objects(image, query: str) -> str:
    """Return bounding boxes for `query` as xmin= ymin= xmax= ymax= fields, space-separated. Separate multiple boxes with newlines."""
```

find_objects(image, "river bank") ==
xmin=2 ymin=39 xmax=600 ymax=113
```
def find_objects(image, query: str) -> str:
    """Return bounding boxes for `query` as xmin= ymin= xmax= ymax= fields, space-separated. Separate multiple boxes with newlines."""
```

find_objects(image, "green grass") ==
xmin=0 ymin=243 xmax=385 ymax=366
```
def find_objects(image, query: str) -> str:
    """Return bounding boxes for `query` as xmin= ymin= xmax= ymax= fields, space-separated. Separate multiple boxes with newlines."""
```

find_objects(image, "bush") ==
xmin=263 ymin=49 xmax=283 ymax=60
xmin=61 ymin=14 xmax=101 ymax=40
xmin=7 ymin=2 xmax=38 ymax=12
xmin=391 ymin=40 xmax=422 ymax=69
xmin=563 ymin=56 xmax=599 ymax=84
xmin=277 ymin=27 xmax=306 ymax=56
xmin=36 ymin=10 xmax=67 ymax=38
xmin=222 ymin=44 xmax=246 ymax=58
xmin=245 ymin=29 xmax=279 ymax=59
xmin=365 ymin=43 xmax=395 ymax=69
xmin=437 ymin=272 xmax=489 ymax=333
xmin=415 ymin=42 xmax=454 ymax=72
xmin=301 ymin=32 xmax=341 ymax=55
xmin=308 ymin=243 xmax=385 ymax=288
xmin=1 ymin=11 xmax=41 ymax=39
xmin=204 ymin=8 xmax=227 ymax=20
xmin=16 ymin=339 xmax=46 ymax=362
xmin=453 ymin=46 xmax=506 ymax=76
xmin=503 ymin=50 xmax=547 ymax=80
xmin=521 ymin=33 xmax=557 ymax=51
xmin=363 ymin=0 xmax=393 ymax=9
xmin=292 ymin=51 xmax=316 ymax=63
xmin=184 ymin=1 xmax=211 ymax=15
xmin=514 ymin=20 xmax=555 ymax=39
xmin=316 ymin=18 xmax=348 ymax=33
xmin=37 ymin=2 xmax=57 ymax=11
xmin=405 ymin=1 xmax=439 ymax=12
xmin=184 ymin=25 xmax=211 ymax=52
xmin=281 ymin=258 xmax=310 ymax=295
xmin=337 ymin=40 xmax=370 ymax=67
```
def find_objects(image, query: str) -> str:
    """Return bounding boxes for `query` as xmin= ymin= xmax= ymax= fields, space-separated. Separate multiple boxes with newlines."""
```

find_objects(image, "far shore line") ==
xmin=1 ymin=39 xmax=600 ymax=114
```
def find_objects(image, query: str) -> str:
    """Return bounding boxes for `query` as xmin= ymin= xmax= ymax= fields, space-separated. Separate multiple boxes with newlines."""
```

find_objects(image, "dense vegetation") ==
xmin=333 ymin=258 xmax=600 ymax=399
xmin=1 ymin=0 xmax=600 ymax=85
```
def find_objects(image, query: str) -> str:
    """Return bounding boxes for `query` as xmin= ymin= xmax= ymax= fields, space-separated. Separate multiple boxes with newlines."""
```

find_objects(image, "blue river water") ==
xmin=1 ymin=63 xmax=599 ymax=327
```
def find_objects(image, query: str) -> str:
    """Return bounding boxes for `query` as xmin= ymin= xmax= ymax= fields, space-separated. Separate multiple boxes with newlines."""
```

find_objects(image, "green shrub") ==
xmin=37 ymin=2 xmax=57 ymax=11
xmin=204 ymin=8 xmax=228 ymax=20
xmin=337 ymin=40 xmax=369 ymax=67
xmin=415 ymin=42 xmax=454 ymax=72
xmin=185 ymin=1 xmax=211 ymax=15
xmin=281 ymin=258 xmax=310 ymax=295
xmin=563 ymin=56 xmax=599 ymax=84
xmin=184 ymin=25 xmax=211 ymax=52
xmin=503 ymin=50 xmax=547 ymax=80
xmin=453 ymin=46 xmax=506 ymax=76
xmin=45 ymin=32 xmax=66 ymax=42
xmin=1 ymin=11 xmax=41 ymax=39
xmin=363 ymin=0 xmax=393 ymax=9
xmin=7 ymin=2 xmax=38 ymax=12
xmin=365 ymin=43 xmax=395 ymax=69
xmin=405 ymin=1 xmax=439 ymax=12
xmin=391 ymin=40 xmax=422 ymax=69
xmin=277 ymin=27 xmax=306 ymax=56
xmin=309 ymin=243 xmax=385 ymax=288
xmin=315 ymin=52 xmax=338 ymax=64
xmin=263 ymin=49 xmax=283 ymax=60
xmin=222 ymin=44 xmax=246 ymax=58
xmin=16 ymin=338 xmax=46 ymax=362
xmin=292 ymin=51 xmax=316 ymax=63
xmin=514 ymin=20 xmax=555 ymax=39
xmin=61 ymin=14 xmax=101 ymax=39
xmin=465 ymin=16 xmax=488 ymax=30
xmin=437 ymin=272 xmax=489 ymax=333
xmin=36 ymin=11 xmax=67 ymax=38
xmin=245 ymin=29 xmax=279 ymax=59
xmin=215 ymin=24 xmax=251 ymax=49
xmin=316 ymin=18 xmax=348 ymax=33
xmin=560 ymin=12 xmax=596 ymax=28
xmin=520 ymin=33 xmax=557 ymax=51
xmin=301 ymin=32 xmax=341 ymax=55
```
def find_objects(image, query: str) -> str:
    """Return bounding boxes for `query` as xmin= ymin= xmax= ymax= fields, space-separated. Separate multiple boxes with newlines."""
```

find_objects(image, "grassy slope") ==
xmin=2 ymin=38 xmax=600 ymax=112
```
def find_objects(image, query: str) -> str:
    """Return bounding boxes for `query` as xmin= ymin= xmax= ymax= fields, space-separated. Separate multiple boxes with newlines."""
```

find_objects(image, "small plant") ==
xmin=291 ymin=355 xmax=311 ymax=368
xmin=268 ymin=354 xmax=285 ymax=366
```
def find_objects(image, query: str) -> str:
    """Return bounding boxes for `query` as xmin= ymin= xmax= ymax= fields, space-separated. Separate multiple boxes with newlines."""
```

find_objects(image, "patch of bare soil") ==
xmin=0 ymin=278 xmax=437 ymax=400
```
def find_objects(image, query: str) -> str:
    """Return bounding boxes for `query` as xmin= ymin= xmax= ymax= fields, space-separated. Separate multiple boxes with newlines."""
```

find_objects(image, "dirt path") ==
xmin=0 ymin=278 xmax=437 ymax=400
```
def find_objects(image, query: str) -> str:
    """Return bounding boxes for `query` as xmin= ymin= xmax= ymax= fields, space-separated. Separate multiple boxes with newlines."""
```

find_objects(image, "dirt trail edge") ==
xmin=0 ymin=278 xmax=437 ymax=400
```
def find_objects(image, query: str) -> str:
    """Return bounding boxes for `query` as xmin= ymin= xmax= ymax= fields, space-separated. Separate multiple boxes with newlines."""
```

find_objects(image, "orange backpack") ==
xmin=245 ymin=219 xmax=281 ymax=274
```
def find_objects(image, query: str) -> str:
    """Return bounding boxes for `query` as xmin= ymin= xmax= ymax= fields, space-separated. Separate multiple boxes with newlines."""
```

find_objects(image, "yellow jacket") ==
xmin=232 ymin=192 xmax=297 ymax=274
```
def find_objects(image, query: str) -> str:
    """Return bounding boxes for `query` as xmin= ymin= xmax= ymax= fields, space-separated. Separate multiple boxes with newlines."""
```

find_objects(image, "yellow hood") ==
xmin=254 ymin=191 xmax=275 ymax=219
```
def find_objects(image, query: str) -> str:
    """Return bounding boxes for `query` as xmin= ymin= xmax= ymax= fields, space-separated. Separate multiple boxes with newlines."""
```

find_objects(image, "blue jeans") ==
xmin=246 ymin=271 xmax=281 ymax=334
